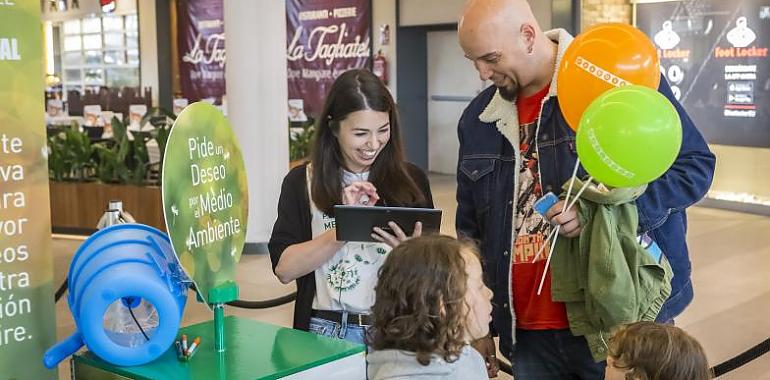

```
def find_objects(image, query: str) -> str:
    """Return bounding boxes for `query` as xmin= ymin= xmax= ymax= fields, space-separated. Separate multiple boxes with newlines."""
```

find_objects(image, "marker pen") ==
xmin=186 ymin=337 xmax=201 ymax=357
xmin=174 ymin=340 xmax=185 ymax=361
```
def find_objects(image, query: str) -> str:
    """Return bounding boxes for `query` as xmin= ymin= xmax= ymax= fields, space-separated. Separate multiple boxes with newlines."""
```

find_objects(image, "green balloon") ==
xmin=575 ymin=85 xmax=682 ymax=188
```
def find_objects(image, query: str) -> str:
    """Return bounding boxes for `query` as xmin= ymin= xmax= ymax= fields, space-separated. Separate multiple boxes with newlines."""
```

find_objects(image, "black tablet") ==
xmin=334 ymin=205 xmax=442 ymax=242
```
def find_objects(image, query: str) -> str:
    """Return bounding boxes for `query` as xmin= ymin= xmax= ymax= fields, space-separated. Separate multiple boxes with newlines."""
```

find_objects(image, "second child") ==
xmin=367 ymin=235 xmax=493 ymax=379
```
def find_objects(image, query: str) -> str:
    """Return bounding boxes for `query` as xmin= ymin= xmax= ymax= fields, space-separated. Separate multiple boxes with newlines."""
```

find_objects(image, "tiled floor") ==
xmin=52 ymin=174 xmax=770 ymax=379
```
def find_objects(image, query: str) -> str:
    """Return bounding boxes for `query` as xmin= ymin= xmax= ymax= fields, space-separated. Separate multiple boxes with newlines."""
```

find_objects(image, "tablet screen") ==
xmin=334 ymin=205 xmax=442 ymax=242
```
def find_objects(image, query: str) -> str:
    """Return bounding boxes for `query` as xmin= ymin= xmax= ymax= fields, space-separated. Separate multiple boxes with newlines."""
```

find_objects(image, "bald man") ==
xmin=455 ymin=0 xmax=715 ymax=378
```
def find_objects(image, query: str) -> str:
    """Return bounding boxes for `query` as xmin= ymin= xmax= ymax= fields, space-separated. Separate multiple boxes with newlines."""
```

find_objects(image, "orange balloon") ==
xmin=557 ymin=23 xmax=660 ymax=131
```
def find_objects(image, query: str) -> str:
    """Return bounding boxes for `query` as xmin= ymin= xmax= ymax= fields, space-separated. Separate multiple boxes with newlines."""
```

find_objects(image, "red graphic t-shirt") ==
xmin=511 ymin=85 xmax=569 ymax=330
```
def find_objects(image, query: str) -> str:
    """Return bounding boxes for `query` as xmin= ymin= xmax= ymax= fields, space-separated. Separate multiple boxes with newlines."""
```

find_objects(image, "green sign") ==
xmin=162 ymin=102 xmax=248 ymax=305
xmin=0 ymin=1 xmax=57 ymax=379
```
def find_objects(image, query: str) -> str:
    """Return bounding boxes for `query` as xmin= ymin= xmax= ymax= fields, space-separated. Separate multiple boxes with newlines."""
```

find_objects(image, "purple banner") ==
xmin=286 ymin=0 xmax=372 ymax=119
xmin=177 ymin=0 xmax=226 ymax=104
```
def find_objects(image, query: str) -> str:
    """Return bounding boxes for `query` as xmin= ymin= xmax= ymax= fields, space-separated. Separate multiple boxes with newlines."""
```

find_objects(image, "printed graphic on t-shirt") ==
xmin=513 ymin=120 xmax=551 ymax=264
xmin=509 ymin=84 xmax=569 ymax=330
xmin=326 ymin=261 xmax=361 ymax=291
xmin=324 ymin=243 xmax=388 ymax=293
xmin=321 ymin=212 xmax=337 ymax=230
xmin=318 ymin=212 xmax=388 ymax=293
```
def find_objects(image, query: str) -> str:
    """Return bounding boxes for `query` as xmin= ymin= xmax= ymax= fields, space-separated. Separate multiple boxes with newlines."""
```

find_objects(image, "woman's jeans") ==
xmin=308 ymin=312 xmax=367 ymax=345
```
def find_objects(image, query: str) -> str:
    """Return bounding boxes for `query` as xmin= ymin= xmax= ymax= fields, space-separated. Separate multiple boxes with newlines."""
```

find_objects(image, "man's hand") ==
xmin=545 ymin=200 xmax=582 ymax=238
xmin=471 ymin=335 xmax=499 ymax=378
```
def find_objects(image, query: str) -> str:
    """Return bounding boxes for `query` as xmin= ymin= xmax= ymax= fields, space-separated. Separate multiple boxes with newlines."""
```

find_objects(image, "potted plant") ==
xmin=48 ymin=109 xmax=175 ymax=234
xmin=289 ymin=117 xmax=315 ymax=168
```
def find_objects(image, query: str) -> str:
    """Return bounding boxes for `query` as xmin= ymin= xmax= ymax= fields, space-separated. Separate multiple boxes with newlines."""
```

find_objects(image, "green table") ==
xmin=71 ymin=316 xmax=366 ymax=379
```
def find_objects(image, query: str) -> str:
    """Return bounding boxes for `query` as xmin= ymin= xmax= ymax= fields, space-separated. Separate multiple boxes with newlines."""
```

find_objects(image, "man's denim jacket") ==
xmin=455 ymin=29 xmax=716 ymax=359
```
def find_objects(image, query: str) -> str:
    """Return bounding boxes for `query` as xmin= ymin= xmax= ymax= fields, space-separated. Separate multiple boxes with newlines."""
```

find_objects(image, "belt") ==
xmin=311 ymin=309 xmax=372 ymax=326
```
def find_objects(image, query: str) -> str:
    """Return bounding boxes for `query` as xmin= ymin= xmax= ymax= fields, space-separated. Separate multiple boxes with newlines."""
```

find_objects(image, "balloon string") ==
xmin=566 ymin=176 xmax=593 ymax=212
xmin=536 ymin=224 xmax=561 ymax=295
xmin=530 ymin=160 xmax=580 ymax=265
xmin=562 ymin=159 xmax=581 ymax=214
xmin=536 ymin=176 xmax=593 ymax=296
xmin=531 ymin=226 xmax=559 ymax=264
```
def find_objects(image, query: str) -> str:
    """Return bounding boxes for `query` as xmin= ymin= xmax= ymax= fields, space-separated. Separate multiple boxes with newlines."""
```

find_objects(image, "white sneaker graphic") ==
xmin=654 ymin=21 xmax=681 ymax=50
xmin=727 ymin=17 xmax=756 ymax=48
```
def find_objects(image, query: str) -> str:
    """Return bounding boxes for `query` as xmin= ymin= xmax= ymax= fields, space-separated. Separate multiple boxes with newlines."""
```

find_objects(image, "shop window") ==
xmin=82 ymin=17 xmax=102 ymax=33
xmin=103 ymin=15 xmax=123 ymax=32
xmin=103 ymin=51 xmax=125 ymax=65
xmin=56 ymin=12 xmax=140 ymax=97
xmin=63 ymin=52 xmax=82 ymax=66
xmin=63 ymin=35 xmax=82 ymax=51
xmin=83 ymin=34 xmax=103 ymax=50
xmin=63 ymin=20 xmax=81 ymax=35
xmin=85 ymin=50 xmax=102 ymax=65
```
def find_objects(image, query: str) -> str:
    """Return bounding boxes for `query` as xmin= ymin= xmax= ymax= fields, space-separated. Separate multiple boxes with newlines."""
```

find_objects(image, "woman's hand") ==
xmin=371 ymin=221 xmax=422 ymax=248
xmin=342 ymin=181 xmax=380 ymax=206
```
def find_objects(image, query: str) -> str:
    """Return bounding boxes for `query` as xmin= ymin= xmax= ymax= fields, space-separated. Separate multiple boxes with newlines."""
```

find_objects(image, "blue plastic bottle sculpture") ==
xmin=43 ymin=223 xmax=189 ymax=368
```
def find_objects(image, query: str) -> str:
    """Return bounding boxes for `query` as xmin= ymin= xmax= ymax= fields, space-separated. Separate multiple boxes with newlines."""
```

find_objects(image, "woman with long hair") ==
xmin=268 ymin=69 xmax=434 ymax=344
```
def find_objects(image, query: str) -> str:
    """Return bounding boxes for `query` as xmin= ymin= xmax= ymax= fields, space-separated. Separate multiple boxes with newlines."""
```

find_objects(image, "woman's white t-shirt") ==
xmin=307 ymin=166 xmax=392 ymax=314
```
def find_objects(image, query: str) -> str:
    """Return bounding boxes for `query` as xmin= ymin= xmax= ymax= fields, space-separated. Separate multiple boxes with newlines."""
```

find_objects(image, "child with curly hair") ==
xmin=367 ymin=235 xmax=493 ymax=379
xmin=606 ymin=321 xmax=712 ymax=380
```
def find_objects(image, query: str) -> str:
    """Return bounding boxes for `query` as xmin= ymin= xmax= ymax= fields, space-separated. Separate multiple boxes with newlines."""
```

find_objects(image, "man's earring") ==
xmin=528 ymin=46 xmax=534 ymax=55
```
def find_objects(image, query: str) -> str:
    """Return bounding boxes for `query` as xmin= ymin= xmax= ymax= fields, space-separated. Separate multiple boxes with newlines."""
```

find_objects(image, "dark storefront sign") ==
xmin=636 ymin=0 xmax=770 ymax=147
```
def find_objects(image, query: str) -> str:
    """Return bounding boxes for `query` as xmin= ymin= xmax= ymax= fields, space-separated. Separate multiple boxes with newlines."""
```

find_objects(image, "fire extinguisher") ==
xmin=373 ymin=50 xmax=389 ymax=85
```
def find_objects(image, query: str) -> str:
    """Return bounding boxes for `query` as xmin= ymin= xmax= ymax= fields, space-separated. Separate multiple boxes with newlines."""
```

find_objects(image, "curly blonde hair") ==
xmin=608 ymin=321 xmax=712 ymax=380
xmin=369 ymin=235 xmax=478 ymax=365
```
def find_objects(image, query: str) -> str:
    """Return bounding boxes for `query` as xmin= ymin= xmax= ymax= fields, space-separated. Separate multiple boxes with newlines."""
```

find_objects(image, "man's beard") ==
xmin=497 ymin=85 xmax=518 ymax=101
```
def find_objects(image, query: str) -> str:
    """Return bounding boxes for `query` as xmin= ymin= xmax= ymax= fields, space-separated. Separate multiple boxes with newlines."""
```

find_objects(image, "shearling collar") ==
xmin=478 ymin=28 xmax=574 ymax=144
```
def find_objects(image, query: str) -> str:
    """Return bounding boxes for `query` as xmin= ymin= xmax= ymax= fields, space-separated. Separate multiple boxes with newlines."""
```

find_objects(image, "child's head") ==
xmin=369 ymin=235 xmax=493 ymax=365
xmin=606 ymin=321 xmax=711 ymax=380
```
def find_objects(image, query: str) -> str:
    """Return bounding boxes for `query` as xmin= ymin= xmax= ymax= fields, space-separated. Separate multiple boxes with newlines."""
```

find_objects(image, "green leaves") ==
xmin=47 ymin=121 xmax=96 ymax=181
xmin=143 ymin=106 xmax=176 ymax=171
xmin=93 ymin=116 xmax=150 ymax=185
xmin=289 ymin=117 xmax=315 ymax=162
xmin=46 ymin=108 xmax=176 ymax=186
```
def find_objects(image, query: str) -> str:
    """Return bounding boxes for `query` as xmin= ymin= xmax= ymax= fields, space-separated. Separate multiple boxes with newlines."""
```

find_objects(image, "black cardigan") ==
xmin=267 ymin=163 xmax=434 ymax=331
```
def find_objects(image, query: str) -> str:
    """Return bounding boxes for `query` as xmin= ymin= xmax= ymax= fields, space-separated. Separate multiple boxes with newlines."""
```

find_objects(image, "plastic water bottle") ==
xmin=103 ymin=297 xmax=160 ymax=347
xmin=96 ymin=200 xmax=157 ymax=348
xmin=96 ymin=200 xmax=136 ymax=229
